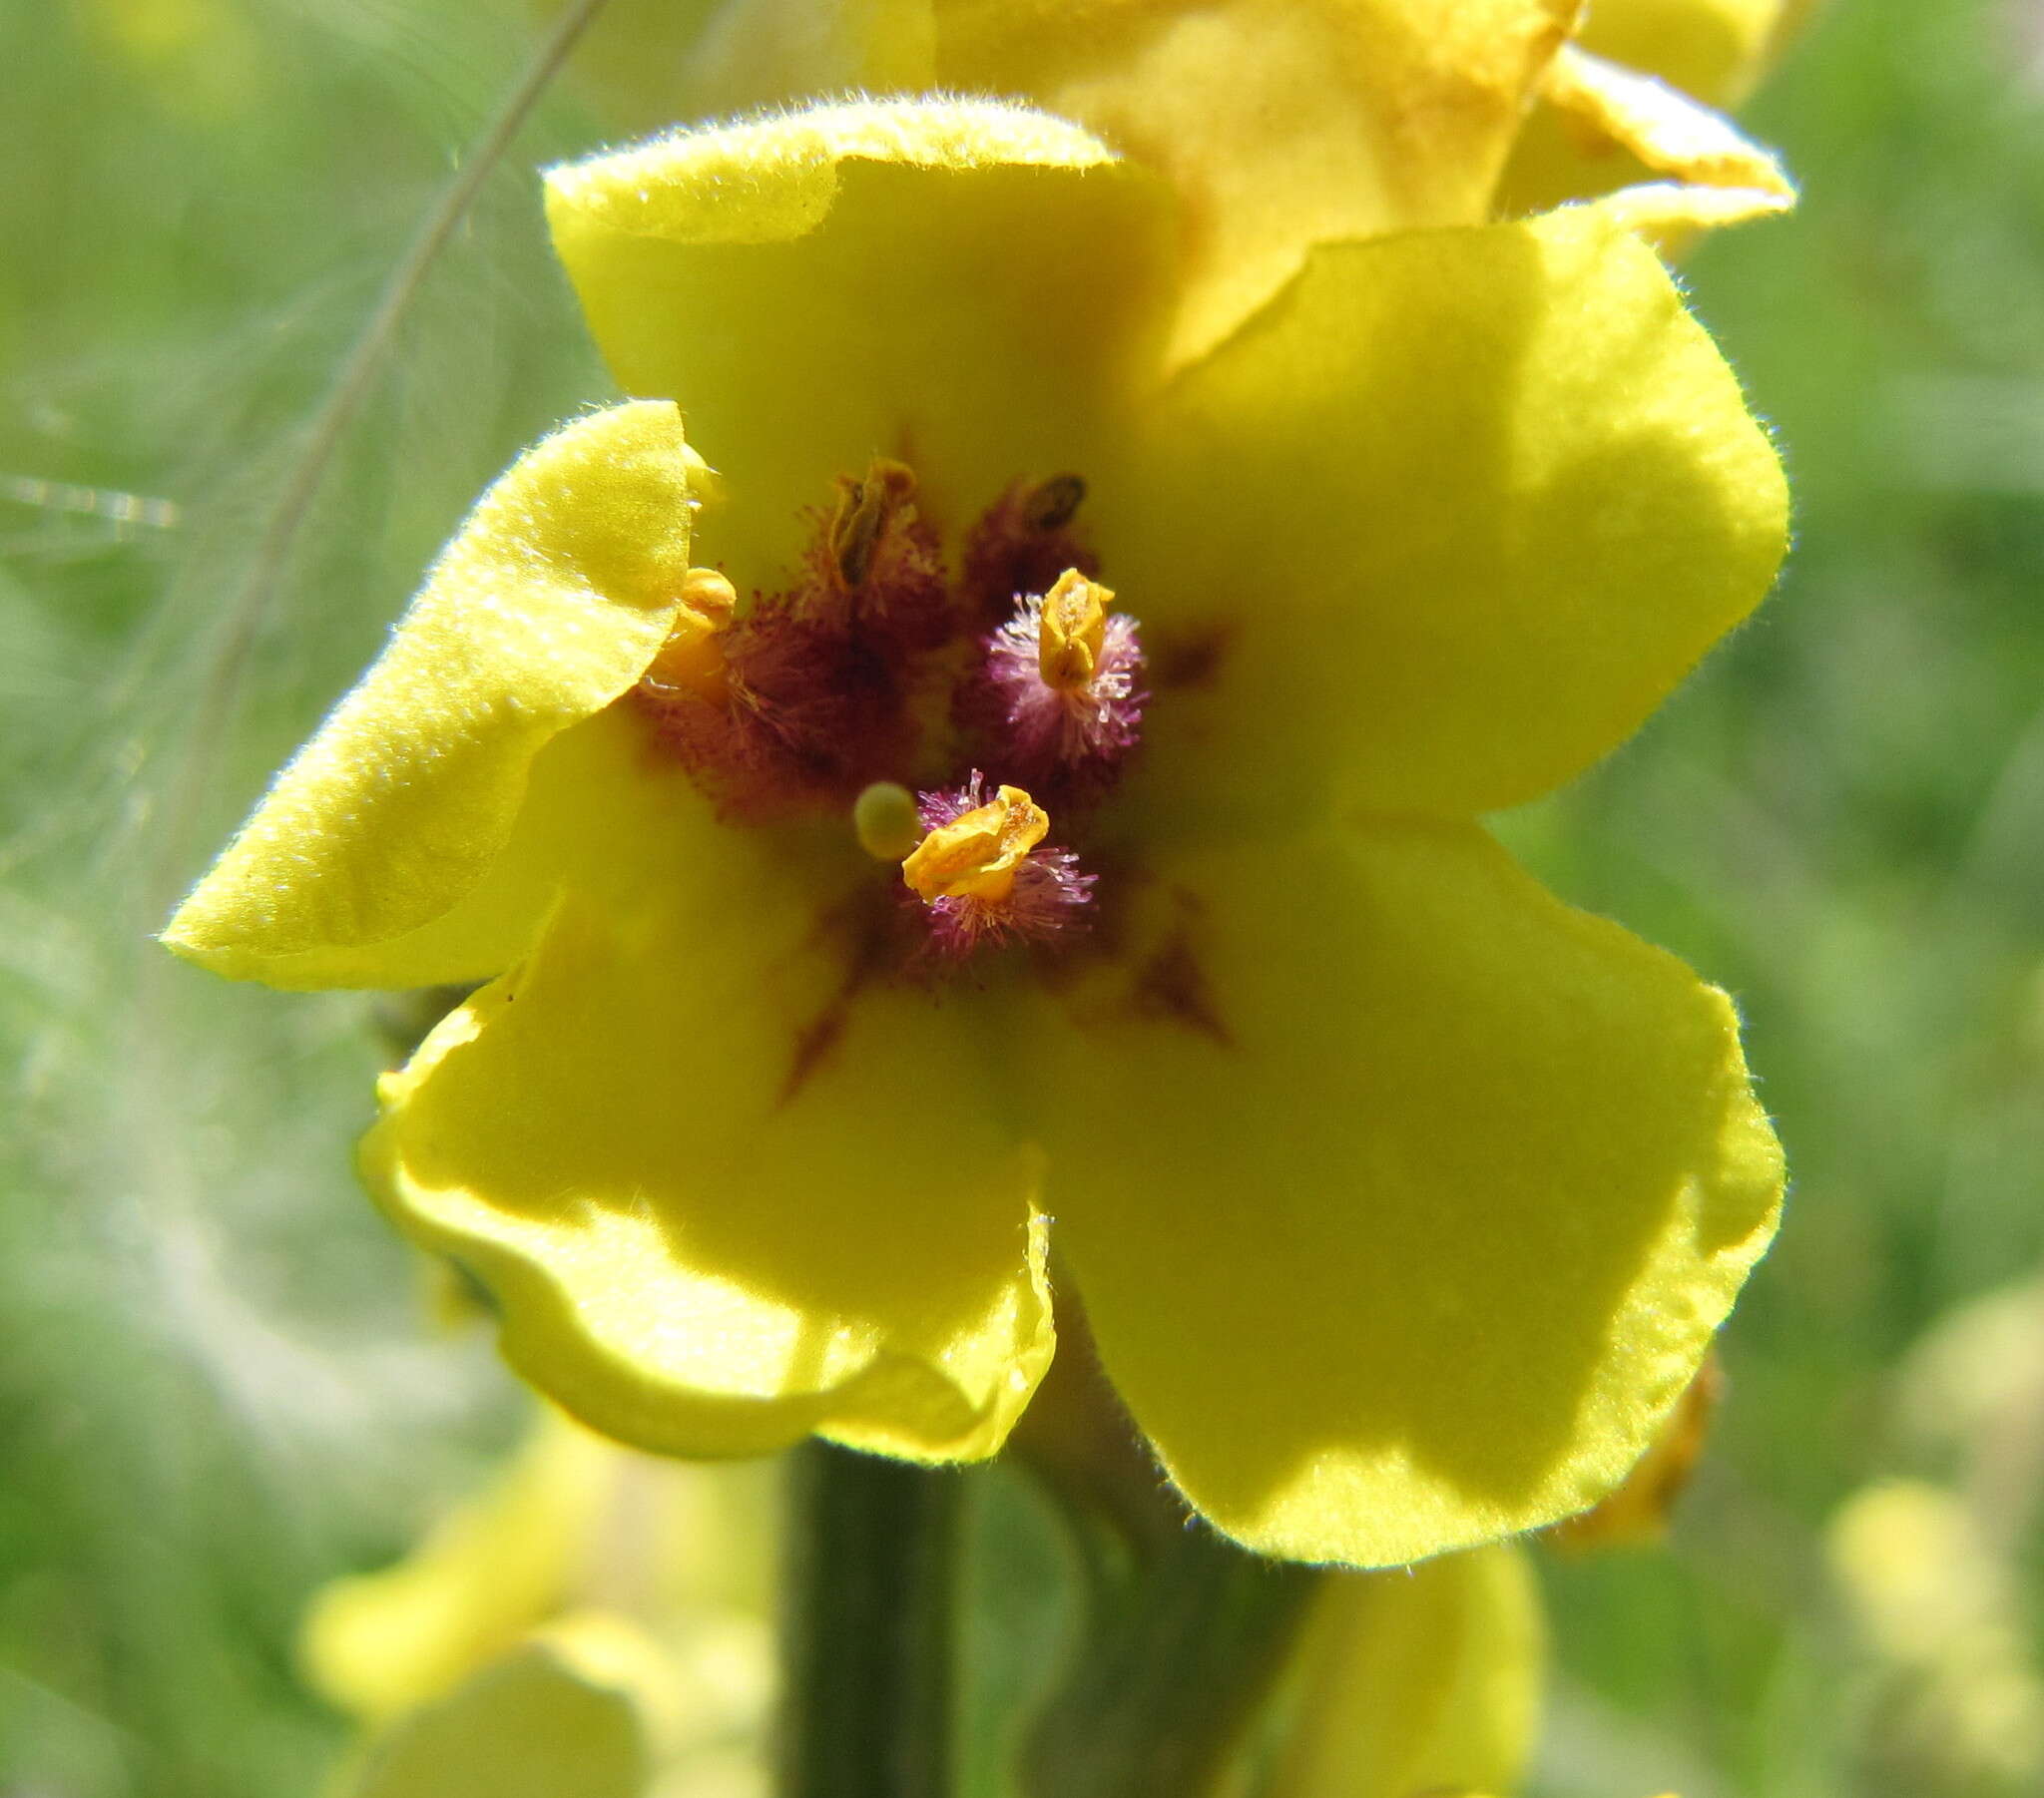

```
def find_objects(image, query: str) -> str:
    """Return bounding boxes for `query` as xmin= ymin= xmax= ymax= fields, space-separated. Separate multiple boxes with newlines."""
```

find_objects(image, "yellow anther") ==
xmin=902 ymin=785 xmax=1049 ymax=904
xmin=852 ymin=782 xmax=921 ymax=862
xmin=829 ymin=458 xmax=917 ymax=589
xmin=644 ymin=568 xmax=737 ymax=702
xmin=1039 ymin=569 xmax=1113 ymax=691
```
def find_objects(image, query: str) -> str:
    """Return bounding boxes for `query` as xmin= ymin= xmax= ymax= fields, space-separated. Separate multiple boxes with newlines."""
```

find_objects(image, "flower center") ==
xmin=631 ymin=460 xmax=1146 ymax=969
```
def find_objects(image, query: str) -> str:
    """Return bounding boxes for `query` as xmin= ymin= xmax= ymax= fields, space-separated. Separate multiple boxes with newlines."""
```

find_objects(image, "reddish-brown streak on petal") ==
xmin=1131 ymin=930 xmax=1233 ymax=1048
xmin=1150 ymin=624 xmax=1233 ymax=692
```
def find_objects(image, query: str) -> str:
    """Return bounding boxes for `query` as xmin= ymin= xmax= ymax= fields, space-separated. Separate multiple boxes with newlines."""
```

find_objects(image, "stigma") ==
xmin=852 ymin=781 xmax=922 ymax=862
xmin=900 ymin=776 xmax=1093 ymax=959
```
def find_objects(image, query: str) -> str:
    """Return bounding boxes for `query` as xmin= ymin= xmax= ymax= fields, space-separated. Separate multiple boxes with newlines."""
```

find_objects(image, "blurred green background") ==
xmin=3 ymin=0 xmax=2041 ymax=1792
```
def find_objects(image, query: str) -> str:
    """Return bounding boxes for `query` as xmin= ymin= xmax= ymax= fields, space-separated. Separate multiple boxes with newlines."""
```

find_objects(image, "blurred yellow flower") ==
xmin=167 ymin=94 xmax=1787 ymax=1567
xmin=1827 ymin=1478 xmax=2044 ymax=1787
xmin=334 ymin=1625 xmax=668 ymax=1798
xmin=70 ymin=0 xmax=262 ymax=120
xmin=305 ymin=1407 xmax=772 ymax=1798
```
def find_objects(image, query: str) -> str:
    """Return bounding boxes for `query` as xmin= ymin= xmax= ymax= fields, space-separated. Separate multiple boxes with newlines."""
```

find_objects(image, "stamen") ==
xmin=853 ymin=781 xmax=922 ymax=862
xmin=638 ymin=462 xmax=949 ymax=819
xmin=902 ymin=783 xmax=1048 ymax=904
xmin=1038 ymin=569 xmax=1110 ymax=691
xmin=642 ymin=568 xmax=738 ymax=703
xmin=901 ymin=775 xmax=1094 ymax=960
xmin=1022 ymin=473 xmax=1086 ymax=533
xmin=960 ymin=473 xmax=1099 ymax=626
xmin=828 ymin=458 xmax=918 ymax=591
xmin=811 ymin=457 xmax=952 ymax=653
xmin=980 ymin=570 xmax=1147 ymax=782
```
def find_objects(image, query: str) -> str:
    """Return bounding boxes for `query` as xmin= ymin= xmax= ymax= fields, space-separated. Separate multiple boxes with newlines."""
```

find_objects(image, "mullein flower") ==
xmin=166 ymin=94 xmax=1788 ymax=1567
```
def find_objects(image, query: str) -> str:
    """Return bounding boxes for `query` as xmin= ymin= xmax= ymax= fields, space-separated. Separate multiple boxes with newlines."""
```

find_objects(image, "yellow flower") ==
xmin=304 ymin=1407 xmax=772 ymax=1798
xmin=165 ymin=97 xmax=1787 ymax=1568
xmin=331 ymin=1623 xmax=670 ymax=1798
xmin=1827 ymin=1479 xmax=2044 ymax=1786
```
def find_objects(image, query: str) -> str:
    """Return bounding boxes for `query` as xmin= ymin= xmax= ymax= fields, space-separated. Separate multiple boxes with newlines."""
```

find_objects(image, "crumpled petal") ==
xmin=162 ymin=401 xmax=698 ymax=988
xmin=1267 ymin=1544 xmax=1543 ymax=1798
xmin=365 ymin=734 xmax=1053 ymax=1462
xmin=1104 ymin=206 xmax=1788 ymax=830
xmin=1542 ymin=44 xmax=1793 ymax=235
xmin=1028 ymin=820 xmax=1783 ymax=1567
xmin=1496 ymin=0 xmax=1803 ymax=232
xmin=545 ymin=100 xmax=1174 ymax=588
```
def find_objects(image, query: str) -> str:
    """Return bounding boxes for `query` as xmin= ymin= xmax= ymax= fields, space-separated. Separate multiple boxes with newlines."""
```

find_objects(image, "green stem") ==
xmin=777 ymin=1443 xmax=962 ymax=1798
xmin=1020 ymin=1523 xmax=1322 ymax=1798
xmin=1005 ymin=1281 xmax=1324 ymax=1797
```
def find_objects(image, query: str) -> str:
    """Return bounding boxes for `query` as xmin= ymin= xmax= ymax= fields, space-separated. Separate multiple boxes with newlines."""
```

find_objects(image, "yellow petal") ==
xmin=544 ymin=100 xmax=1174 ymax=588
xmin=1547 ymin=1354 xmax=1721 ymax=1551
xmin=1267 ymin=1545 xmax=1543 ymax=1798
xmin=162 ymin=402 xmax=698 ymax=988
xmin=1496 ymin=0 xmax=1804 ymax=229
xmin=302 ymin=1408 xmax=615 ymax=1725
xmin=1029 ymin=821 xmax=1783 ymax=1566
xmin=1568 ymin=0 xmax=1802 ymax=110
xmin=682 ymin=2 xmax=1584 ymax=356
xmin=364 ymin=745 xmax=1053 ymax=1461
xmin=337 ymin=1628 xmax=664 ymax=1798
xmin=1577 ymin=176 xmax=1795 ymax=243
xmin=1539 ymin=44 xmax=1793 ymax=241
xmin=1542 ymin=46 xmax=1791 ymax=198
xmin=1106 ymin=206 xmax=1787 ymax=829
xmin=934 ymin=0 xmax=1581 ymax=362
